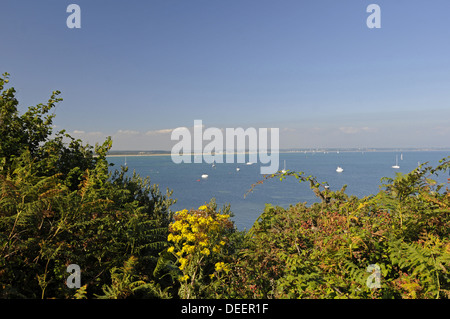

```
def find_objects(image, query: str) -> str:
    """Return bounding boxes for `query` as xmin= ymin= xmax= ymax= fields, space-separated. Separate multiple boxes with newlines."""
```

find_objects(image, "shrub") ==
xmin=0 ymin=73 xmax=174 ymax=298
xmin=164 ymin=201 xmax=236 ymax=298
xmin=221 ymin=158 xmax=450 ymax=298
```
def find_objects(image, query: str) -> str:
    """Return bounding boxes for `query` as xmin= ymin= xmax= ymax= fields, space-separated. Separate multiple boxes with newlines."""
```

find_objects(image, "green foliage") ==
xmin=0 ymin=73 xmax=174 ymax=298
xmin=96 ymin=256 xmax=171 ymax=299
xmin=156 ymin=199 xmax=239 ymax=299
xmin=219 ymin=157 xmax=450 ymax=299
xmin=1 ymin=72 xmax=449 ymax=299
xmin=0 ymin=73 xmax=64 ymax=170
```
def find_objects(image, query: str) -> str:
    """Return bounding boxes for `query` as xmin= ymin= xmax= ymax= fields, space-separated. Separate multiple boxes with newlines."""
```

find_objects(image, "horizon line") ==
xmin=106 ymin=147 xmax=450 ymax=156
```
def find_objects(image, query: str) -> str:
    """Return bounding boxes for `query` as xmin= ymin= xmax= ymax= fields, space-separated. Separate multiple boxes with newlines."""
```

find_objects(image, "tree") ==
xmin=0 ymin=73 xmax=174 ymax=298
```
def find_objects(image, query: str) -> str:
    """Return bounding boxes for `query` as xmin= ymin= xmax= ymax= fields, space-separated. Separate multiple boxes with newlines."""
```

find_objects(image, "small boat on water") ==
xmin=201 ymin=174 xmax=208 ymax=179
xmin=336 ymin=166 xmax=344 ymax=173
xmin=236 ymin=167 xmax=240 ymax=171
xmin=392 ymin=156 xmax=400 ymax=169
xmin=281 ymin=160 xmax=287 ymax=173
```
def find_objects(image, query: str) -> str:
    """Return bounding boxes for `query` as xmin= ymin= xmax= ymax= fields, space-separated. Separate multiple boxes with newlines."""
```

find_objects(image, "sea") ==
xmin=108 ymin=151 xmax=449 ymax=230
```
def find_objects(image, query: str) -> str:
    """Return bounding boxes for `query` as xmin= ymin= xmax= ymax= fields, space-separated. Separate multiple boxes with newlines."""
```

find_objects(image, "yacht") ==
xmin=201 ymin=174 xmax=208 ymax=179
xmin=336 ymin=166 xmax=344 ymax=173
xmin=281 ymin=160 xmax=287 ymax=173
xmin=392 ymin=156 xmax=400 ymax=169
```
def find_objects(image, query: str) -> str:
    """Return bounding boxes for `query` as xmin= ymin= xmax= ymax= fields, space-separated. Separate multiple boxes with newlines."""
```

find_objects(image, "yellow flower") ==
xmin=200 ymin=248 xmax=210 ymax=256
xmin=176 ymin=209 xmax=188 ymax=215
xmin=182 ymin=244 xmax=195 ymax=254
xmin=179 ymin=258 xmax=188 ymax=270
xmin=167 ymin=246 xmax=175 ymax=253
xmin=186 ymin=233 xmax=196 ymax=242
xmin=198 ymin=205 xmax=207 ymax=211
xmin=172 ymin=221 xmax=182 ymax=232
xmin=179 ymin=274 xmax=189 ymax=282
xmin=212 ymin=245 xmax=220 ymax=253
xmin=215 ymin=262 xmax=230 ymax=273
xmin=187 ymin=215 xmax=196 ymax=223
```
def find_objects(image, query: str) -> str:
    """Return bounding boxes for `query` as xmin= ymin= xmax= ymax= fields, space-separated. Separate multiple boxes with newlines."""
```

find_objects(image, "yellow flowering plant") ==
xmin=167 ymin=202 xmax=234 ymax=298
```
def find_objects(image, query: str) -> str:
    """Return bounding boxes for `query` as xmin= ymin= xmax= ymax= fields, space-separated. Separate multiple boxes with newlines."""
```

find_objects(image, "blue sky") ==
xmin=1 ymin=0 xmax=449 ymax=150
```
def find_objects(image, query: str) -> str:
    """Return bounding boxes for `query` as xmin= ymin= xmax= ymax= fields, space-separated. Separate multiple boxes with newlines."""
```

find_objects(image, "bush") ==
xmin=219 ymin=159 xmax=450 ymax=298
xmin=157 ymin=200 xmax=238 ymax=299
xmin=1 ymin=72 xmax=449 ymax=299
xmin=0 ymin=73 xmax=174 ymax=298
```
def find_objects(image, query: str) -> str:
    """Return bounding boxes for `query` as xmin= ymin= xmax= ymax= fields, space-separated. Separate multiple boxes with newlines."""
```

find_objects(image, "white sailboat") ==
xmin=236 ymin=167 xmax=240 ymax=172
xmin=392 ymin=155 xmax=400 ymax=169
xmin=336 ymin=166 xmax=344 ymax=173
xmin=281 ymin=160 xmax=287 ymax=173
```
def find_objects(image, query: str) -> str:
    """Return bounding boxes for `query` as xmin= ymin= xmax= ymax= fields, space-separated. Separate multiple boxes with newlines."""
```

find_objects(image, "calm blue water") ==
xmin=108 ymin=151 xmax=449 ymax=230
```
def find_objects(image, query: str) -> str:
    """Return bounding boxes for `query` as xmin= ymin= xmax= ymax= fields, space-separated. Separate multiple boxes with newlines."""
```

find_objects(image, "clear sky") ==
xmin=1 ymin=0 xmax=449 ymax=150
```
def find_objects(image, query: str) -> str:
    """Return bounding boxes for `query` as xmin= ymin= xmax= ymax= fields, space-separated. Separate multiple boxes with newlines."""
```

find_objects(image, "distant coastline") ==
xmin=106 ymin=147 xmax=450 ymax=157
xmin=106 ymin=153 xmax=171 ymax=157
